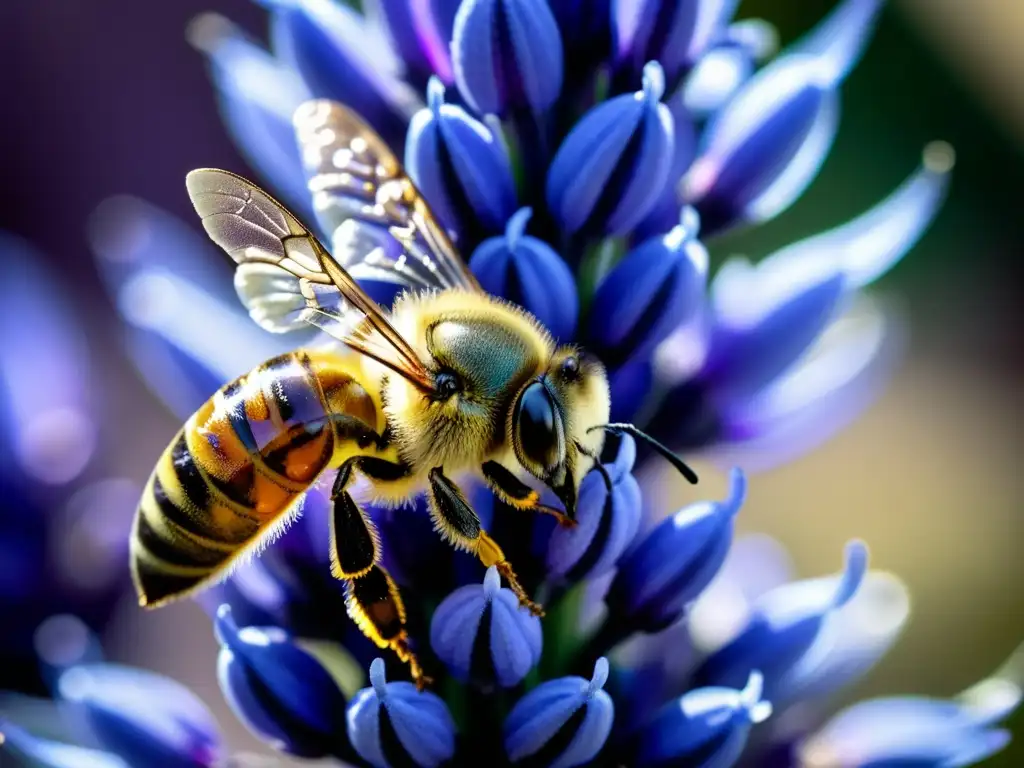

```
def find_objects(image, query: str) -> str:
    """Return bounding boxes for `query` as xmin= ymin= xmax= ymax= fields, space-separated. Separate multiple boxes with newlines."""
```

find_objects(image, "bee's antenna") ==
xmin=587 ymin=423 xmax=699 ymax=485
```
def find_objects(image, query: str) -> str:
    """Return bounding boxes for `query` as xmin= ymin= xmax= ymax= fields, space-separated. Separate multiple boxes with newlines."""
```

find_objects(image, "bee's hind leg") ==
xmin=428 ymin=467 xmax=544 ymax=617
xmin=328 ymin=477 xmax=431 ymax=689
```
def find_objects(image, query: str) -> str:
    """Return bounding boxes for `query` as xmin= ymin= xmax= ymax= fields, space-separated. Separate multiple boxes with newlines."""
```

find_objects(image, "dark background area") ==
xmin=1 ymin=0 xmax=1022 ymax=763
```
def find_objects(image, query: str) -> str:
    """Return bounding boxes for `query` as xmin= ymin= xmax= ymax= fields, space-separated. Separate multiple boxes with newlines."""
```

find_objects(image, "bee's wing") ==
xmin=186 ymin=168 xmax=432 ymax=391
xmin=293 ymin=99 xmax=483 ymax=295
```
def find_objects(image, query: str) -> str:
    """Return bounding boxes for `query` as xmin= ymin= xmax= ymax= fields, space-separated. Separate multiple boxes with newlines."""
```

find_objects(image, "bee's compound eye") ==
xmin=435 ymin=371 xmax=460 ymax=399
xmin=514 ymin=380 xmax=564 ymax=472
xmin=561 ymin=355 xmax=580 ymax=380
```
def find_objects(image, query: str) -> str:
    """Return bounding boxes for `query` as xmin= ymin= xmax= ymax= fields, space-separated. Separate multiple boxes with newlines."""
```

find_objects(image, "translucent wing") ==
xmin=185 ymin=168 xmax=432 ymax=391
xmin=293 ymin=99 xmax=482 ymax=294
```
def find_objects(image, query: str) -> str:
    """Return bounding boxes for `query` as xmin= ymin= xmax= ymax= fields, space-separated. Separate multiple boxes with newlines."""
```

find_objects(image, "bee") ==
xmin=130 ymin=100 xmax=697 ymax=687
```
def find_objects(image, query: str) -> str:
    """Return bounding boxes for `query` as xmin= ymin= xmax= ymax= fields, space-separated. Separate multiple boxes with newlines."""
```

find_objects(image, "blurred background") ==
xmin=0 ymin=0 xmax=1022 ymax=762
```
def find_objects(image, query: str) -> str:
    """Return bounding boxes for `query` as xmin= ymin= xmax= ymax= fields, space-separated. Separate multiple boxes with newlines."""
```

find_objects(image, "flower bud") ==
xmin=263 ymin=0 xmax=415 ymax=146
xmin=452 ymin=0 xmax=564 ymax=116
xmin=635 ymin=671 xmax=772 ymax=767
xmin=469 ymin=208 xmax=577 ymax=340
xmin=504 ymin=658 xmax=614 ymax=767
xmin=614 ymin=0 xmax=740 ymax=86
xmin=547 ymin=61 xmax=674 ymax=236
xmin=588 ymin=205 xmax=707 ymax=367
xmin=546 ymin=435 xmax=642 ymax=581
xmin=607 ymin=468 xmax=746 ymax=632
xmin=406 ymin=78 xmax=518 ymax=238
xmin=367 ymin=0 xmax=461 ymax=88
xmin=347 ymin=658 xmax=456 ymax=768
xmin=693 ymin=540 xmax=870 ymax=701
xmin=430 ymin=565 xmax=542 ymax=687
xmin=57 ymin=663 xmax=222 ymax=768
xmin=215 ymin=605 xmax=349 ymax=759
xmin=683 ymin=0 xmax=884 ymax=233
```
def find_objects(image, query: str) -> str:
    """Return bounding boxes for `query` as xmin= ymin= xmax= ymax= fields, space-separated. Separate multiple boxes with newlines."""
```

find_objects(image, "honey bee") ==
xmin=130 ymin=100 xmax=697 ymax=686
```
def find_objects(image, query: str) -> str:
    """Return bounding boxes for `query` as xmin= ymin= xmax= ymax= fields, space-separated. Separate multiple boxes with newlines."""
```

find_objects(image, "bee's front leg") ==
xmin=427 ymin=467 xmax=544 ymax=617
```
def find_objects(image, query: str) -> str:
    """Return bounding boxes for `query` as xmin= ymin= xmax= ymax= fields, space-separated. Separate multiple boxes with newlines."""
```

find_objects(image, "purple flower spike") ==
xmin=470 ymin=207 xmax=578 ymax=339
xmin=614 ymin=0 xmax=740 ymax=86
xmin=406 ymin=78 xmax=518 ymax=237
xmin=547 ymin=435 xmax=642 ymax=581
xmin=347 ymin=658 xmax=456 ymax=768
xmin=187 ymin=13 xmax=313 ymax=219
xmin=430 ymin=565 xmax=543 ymax=687
xmin=504 ymin=657 xmax=614 ymax=767
xmin=694 ymin=540 xmax=870 ymax=699
xmin=215 ymin=605 xmax=350 ymax=759
xmin=263 ymin=0 xmax=416 ymax=146
xmin=547 ymin=61 xmax=675 ymax=236
xmin=452 ymin=0 xmax=564 ymax=116
xmin=57 ymin=663 xmax=223 ymax=768
xmin=635 ymin=671 xmax=772 ymax=767
xmin=608 ymin=468 xmax=747 ymax=632
xmin=367 ymin=0 xmax=462 ymax=87
xmin=588 ymin=205 xmax=708 ymax=367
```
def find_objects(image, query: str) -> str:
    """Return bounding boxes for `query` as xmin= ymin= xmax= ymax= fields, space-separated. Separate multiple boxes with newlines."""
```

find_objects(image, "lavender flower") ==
xmin=5 ymin=1 xmax=1017 ymax=768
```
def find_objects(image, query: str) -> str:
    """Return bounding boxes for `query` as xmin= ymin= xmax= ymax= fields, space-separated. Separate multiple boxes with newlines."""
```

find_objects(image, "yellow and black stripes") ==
xmin=131 ymin=350 xmax=381 ymax=608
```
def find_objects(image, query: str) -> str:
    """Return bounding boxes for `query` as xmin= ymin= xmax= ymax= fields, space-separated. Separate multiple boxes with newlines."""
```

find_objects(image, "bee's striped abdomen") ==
xmin=131 ymin=350 xmax=379 ymax=607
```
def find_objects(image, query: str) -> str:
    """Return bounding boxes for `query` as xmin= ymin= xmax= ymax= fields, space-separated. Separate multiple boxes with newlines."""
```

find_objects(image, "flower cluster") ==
xmin=2 ymin=0 xmax=1020 ymax=767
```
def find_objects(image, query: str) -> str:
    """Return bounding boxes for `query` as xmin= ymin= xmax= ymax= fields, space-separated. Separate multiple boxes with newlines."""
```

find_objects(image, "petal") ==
xmin=688 ymin=534 xmax=795 ymax=653
xmin=754 ymin=142 xmax=955 ymax=291
xmin=713 ymin=293 xmax=903 ymax=471
xmin=265 ymin=0 xmax=416 ymax=145
xmin=801 ymin=697 xmax=1011 ymax=767
xmin=365 ymin=0 xmax=460 ymax=86
xmin=684 ymin=55 xmax=839 ymax=233
xmin=0 ymin=722 xmax=127 ymax=768
xmin=588 ymin=210 xmax=708 ymax=366
xmin=470 ymin=209 xmax=578 ymax=340
xmin=57 ymin=665 xmax=222 ymax=768
xmin=704 ymin=255 xmax=846 ymax=403
xmin=788 ymin=0 xmax=884 ymax=85
xmin=452 ymin=0 xmax=564 ymax=115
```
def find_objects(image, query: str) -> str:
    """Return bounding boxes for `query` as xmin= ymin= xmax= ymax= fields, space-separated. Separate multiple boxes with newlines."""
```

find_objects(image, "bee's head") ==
xmin=510 ymin=347 xmax=610 ymax=520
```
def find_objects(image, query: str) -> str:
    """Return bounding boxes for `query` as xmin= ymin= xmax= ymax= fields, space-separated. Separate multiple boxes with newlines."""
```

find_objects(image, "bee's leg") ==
xmin=328 ymin=471 xmax=430 ymax=689
xmin=428 ymin=467 xmax=545 ymax=617
xmin=481 ymin=460 xmax=578 ymax=529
